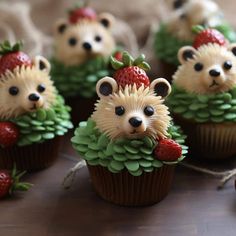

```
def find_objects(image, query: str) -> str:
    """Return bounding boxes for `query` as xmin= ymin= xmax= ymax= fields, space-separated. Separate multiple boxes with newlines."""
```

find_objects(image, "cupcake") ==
xmin=154 ymin=0 xmax=236 ymax=81
xmin=71 ymin=52 xmax=187 ymax=206
xmin=0 ymin=41 xmax=73 ymax=171
xmin=167 ymin=28 xmax=236 ymax=160
xmin=50 ymin=3 xmax=117 ymax=123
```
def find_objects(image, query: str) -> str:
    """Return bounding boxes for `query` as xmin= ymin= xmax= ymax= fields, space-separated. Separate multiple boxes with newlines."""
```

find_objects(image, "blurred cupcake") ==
xmin=154 ymin=0 xmax=236 ymax=81
xmin=0 ymin=41 xmax=73 ymax=171
xmin=167 ymin=28 xmax=236 ymax=159
xmin=71 ymin=52 xmax=187 ymax=206
xmin=50 ymin=3 xmax=118 ymax=123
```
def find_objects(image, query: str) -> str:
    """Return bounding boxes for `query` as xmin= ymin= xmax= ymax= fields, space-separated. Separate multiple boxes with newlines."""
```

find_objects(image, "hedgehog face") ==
xmin=173 ymin=43 xmax=236 ymax=94
xmin=54 ymin=13 xmax=116 ymax=66
xmin=0 ymin=56 xmax=56 ymax=119
xmin=167 ymin=0 xmax=223 ymax=40
xmin=92 ymin=77 xmax=171 ymax=140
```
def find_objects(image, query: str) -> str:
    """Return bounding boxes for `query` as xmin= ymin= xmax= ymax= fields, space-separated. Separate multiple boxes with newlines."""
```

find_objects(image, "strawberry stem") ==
xmin=110 ymin=51 xmax=151 ymax=71
xmin=67 ymin=1 xmax=89 ymax=14
xmin=192 ymin=25 xmax=206 ymax=34
xmin=9 ymin=164 xmax=32 ymax=195
xmin=110 ymin=56 xmax=124 ymax=70
xmin=0 ymin=41 xmax=23 ymax=56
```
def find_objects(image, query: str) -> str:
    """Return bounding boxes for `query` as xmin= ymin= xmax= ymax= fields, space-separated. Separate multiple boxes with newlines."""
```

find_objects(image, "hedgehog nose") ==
xmin=209 ymin=69 xmax=221 ymax=77
xmin=129 ymin=117 xmax=142 ymax=128
xmin=28 ymin=93 xmax=40 ymax=102
xmin=83 ymin=42 xmax=92 ymax=51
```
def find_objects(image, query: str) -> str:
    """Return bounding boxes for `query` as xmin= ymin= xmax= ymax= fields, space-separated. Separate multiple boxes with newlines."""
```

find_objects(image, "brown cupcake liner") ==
xmin=66 ymin=96 xmax=97 ymax=125
xmin=0 ymin=137 xmax=61 ymax=171
xmin=87 ymin=164 xmax=175 ymax=206
xmin=174 ymin=114 xmax=236 ymax=160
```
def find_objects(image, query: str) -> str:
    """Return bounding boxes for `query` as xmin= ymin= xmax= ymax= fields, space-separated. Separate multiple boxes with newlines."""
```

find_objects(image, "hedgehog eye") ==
xmin=144 ymin=106 xmax=154 ymax=116
xmin=9 ymin=86 xmax=19 ymax=96
xmin=37 ymin=84 xmax=46 ymax=93
xmin=95 ymin=35 xmax=102 ymax=42
xmin=115 ymin=106 xmax=125 ymax=116
xmin=194 ymin=63 xmax=204 ymax=72
xmin=68 ymin=37 xmax=77 ymax=46
xmin=223 ymin=61 xmax=232 ymax=70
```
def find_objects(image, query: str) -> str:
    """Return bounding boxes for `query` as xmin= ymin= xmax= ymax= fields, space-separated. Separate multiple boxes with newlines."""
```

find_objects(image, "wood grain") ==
xmin=0 ymin=132 xmax=236 ymax=236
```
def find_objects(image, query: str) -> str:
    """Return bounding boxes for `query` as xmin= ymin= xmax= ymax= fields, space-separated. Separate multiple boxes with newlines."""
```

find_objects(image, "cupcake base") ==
xmin=87 ymin=164 xmax=175 ymax=206
xmin=174 ymin=114 xmax=236 ymax=160
xmin=0 ymin=137 xmax=61 ymax=171
xmin=66 ymin=96 xmax=97 ymax=125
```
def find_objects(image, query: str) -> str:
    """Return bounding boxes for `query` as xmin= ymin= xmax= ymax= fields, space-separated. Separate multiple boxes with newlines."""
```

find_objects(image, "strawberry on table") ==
xmin=0 ymin=166 xmax=32 ymax=199
xmin=154 ymin=139 xmax=182 ymax=162
xmin=110 ymin=51 xmax=151 ymax=89
xmin=0 ymin=122 xmax=20 ymax=148
xmin=192 ymin=25 xmax=227 ymax=49
xmin=0 ymin=41 xmax=32 ymax=77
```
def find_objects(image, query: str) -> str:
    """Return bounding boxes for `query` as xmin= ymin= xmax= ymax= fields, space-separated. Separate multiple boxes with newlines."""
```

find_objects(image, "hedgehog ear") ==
xmin=98 ymin=13 xmax=115 ymax=29
xmin=178 ymin=46 xmax=197 ymax=64
xmin=228 ymin=43 xmax=236 ymax=57
xmin=54 ymin=18 xmax=68 ymax=35
xmin=96 ymin=77 xmax=118 ymax=98
xmin=33 ymin=56 xmax=51 ymax=73
xmin=150 ymin=78 xmax=171 ymax=98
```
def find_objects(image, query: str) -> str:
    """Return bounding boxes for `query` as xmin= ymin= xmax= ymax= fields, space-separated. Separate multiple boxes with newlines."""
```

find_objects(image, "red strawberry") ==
xmin=192 ymin=25 xmax=227 ymax=49
xmin=110 ymin=51 xmax=151 ymax=89
xmin=69 ymin=7 xmax=97 ymax=24
xmin=0 ymin=41 xmax=32 ymax=76
xmin=114 ymin=66 xmax=150 ymax=88
xmin=154 ymin=139 xmax=182 ymax=161
xmin=0 ymin=167 xmax=32 ymax=199
xmin=0 ymin=122 xmax=20 ymax=148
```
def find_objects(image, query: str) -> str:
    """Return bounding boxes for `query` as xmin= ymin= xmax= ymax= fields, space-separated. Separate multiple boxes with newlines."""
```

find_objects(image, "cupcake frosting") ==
xmin=72 ymin=52 xmax=188 ymax=176
xmin=51 ymin=4 xmax=117 ymax=98
xmin=10 ymin=95 xmax=73 ymax=146
xmin=50 ymin=56 xmax=111 ymax=98
xmin=154 ymin=0 xmax=236 ymax=65
xmin=168 ymin=85 xmax=236 ymax=123
xmin=168 ymin=29 xmax=236 ymax=123
xmin=72 ymin=119 xmax=187 ymax=176
xmin=0 ymin=41 xmax=73 ymax=147
xmin=154 ymin=24 xmax=191 ymax=66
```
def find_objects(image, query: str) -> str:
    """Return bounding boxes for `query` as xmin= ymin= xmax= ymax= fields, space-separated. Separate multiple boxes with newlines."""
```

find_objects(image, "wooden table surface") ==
xmin=1 ymin=132 xmax=236 ymax=236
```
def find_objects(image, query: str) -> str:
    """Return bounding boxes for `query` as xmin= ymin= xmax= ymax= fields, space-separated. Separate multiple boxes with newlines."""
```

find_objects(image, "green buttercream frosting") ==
xmin=154 ymin=24 xmax=191 ymax=66
xmin=50 ymin=57 xmax=111 ymax=98
xmin=9 ymin=95 xmax=73 ymax=146
xmin=71 ymin=119 xmax=188 ymax=176
xmin=167 ymin=85 xmax=236 ymax=123
xmin=154 ymin=24 xmax=236 ymax=66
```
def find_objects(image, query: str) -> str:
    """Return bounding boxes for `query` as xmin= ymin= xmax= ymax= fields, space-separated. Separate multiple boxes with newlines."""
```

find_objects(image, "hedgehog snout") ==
xmin=208 ymin=66 xmax=226 ymax=84
xmin=27 ymin=92 xmax=44 ymax=110
xmin=82 ymin=42 xmax=92 ymax=51
xmin=209 ymin=68 xmax=221 ymax=77
xmin=28 ymin=93 xmax=40 ymax=102
xmin=129 ymin=117 xmax=142 ymax=128
xmin=124 ymin=112 xmax=147 ymax=136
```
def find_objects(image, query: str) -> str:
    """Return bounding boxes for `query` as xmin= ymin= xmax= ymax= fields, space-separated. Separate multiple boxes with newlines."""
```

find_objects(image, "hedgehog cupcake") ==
xmin=167 ymin=28 xmax=236 ymax=160
xmin=50 ymin=3 xmax=117 ymax=123
xmin=0 ymin=41 xmax=73 ymax=171
xmin=71 ymin=52 xmax=188 ymax=206
xmin=154 ymin=0 xmax=236 ymax=80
